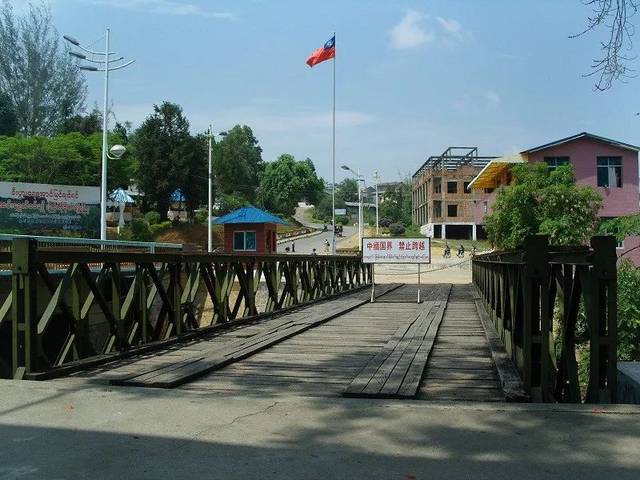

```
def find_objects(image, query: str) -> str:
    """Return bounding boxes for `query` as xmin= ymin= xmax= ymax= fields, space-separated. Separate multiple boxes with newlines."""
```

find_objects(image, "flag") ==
xmin=306 ymin=36 xmax=335 ymax=67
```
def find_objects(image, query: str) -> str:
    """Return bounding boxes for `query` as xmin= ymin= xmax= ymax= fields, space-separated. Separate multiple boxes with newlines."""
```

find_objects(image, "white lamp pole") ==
xmin=99 ymin=28 xmax=110 ymax=241
xmin=64 ymin=29 xmax=134 ymax=240
xmin=207 ymin=125 xmax=213 ymax=252
xmin=357 ymin=168 xmax=363 ymax=250
xmin=374 ymin=170 xmax=380 ymax=235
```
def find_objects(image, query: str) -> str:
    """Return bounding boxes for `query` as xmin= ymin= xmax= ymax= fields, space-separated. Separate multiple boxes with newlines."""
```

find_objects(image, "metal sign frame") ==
xmin=362 ymin=237 xmax=431 ymax=304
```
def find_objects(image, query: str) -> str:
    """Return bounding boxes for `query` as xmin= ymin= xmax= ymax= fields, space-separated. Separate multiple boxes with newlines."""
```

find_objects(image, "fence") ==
xmin=472 ymin=235 xmax=617 ymax=403
xmin=0 ymin=233 xmax=182 ymax=254
xmin=1 ymin=238 xmax=370 ymax=380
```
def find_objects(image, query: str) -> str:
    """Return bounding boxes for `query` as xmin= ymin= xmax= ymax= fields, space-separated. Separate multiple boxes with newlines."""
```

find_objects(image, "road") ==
xmin=278 ymin=206 xmax=355 ymax=254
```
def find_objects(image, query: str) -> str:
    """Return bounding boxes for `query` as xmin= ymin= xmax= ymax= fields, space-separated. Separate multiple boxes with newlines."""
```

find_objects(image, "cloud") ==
xmin=483 ymin=91 xmax=501 ymax=105
xmin=436 ymin=17 xmax=463 ymax=40
xmin=77 ymin=0 xmax=233 ymax=19
xmin=389 ymin=11 xmax=433 ymax=49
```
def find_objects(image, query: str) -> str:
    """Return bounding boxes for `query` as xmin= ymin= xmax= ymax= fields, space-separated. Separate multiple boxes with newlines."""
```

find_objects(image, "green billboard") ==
xmin=0 ymin=181 xmax=100 ymax=237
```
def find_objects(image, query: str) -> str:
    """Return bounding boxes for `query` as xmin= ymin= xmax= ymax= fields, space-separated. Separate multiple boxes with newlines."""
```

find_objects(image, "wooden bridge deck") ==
xmin=55 ymin=284 xmax=513 ymax=401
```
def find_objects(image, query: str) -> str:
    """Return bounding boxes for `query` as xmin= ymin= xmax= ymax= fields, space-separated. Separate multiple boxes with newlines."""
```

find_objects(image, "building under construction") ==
xmin=412 ymin=146 xmax=496 ymax=240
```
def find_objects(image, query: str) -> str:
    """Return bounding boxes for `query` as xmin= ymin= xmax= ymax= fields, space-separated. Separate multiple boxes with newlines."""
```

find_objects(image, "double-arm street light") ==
xmin=206 ymin=127 xmax=227 ymax=252
xmin=341 ymin=165 xmax=365 ymax=251
xmin=64 ymin=28 xmax=135 ymax=240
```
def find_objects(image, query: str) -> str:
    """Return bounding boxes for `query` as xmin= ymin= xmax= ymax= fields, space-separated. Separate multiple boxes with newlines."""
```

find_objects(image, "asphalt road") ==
xmin=277 ymin=206 xmax=355 ymax=254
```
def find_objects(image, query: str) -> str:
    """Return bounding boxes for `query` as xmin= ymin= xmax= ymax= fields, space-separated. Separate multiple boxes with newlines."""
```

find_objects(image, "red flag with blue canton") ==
xmin=306 ymin=36 xmax=335 ymax=67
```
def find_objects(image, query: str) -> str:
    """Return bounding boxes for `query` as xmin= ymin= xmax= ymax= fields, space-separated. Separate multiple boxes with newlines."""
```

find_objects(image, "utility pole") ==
xmin=374 ymin=170 xmax=380 ymax=235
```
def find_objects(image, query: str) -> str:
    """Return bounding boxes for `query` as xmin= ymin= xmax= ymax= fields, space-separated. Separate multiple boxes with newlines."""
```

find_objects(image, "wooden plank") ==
xmin=344 ymin=284 xmax=452 ymax=398
xmin=112 ymin=283 xmax=402 ymax=388
xmin=396 ymin=299 xmax=448 ymax=397
xmin=473 ymin=297 xmax=529 ymax=402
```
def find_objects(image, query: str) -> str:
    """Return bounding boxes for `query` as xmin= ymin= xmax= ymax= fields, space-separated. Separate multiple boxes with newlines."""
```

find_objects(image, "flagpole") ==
xmin=332 ymin=33 xmax=336 ymax=255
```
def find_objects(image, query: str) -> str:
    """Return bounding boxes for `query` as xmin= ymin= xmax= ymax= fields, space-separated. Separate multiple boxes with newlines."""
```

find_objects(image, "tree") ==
xmin=133 ymin=102 xmax=193 ymax=221
xmin=0 ymin=131 xmax=133 ymax=188
xmin=258 ymin=154 xmax=325 ymax=215
xmin=484 ymin=163 xmax=602 ymax=249
xmin=573 ymin=0 xmax=639 ymax=90
xmin=0 ymin=90 xmax=17 ymax=136
xmin=213 ymin=125 xmax=263 ymax=203
xmin=0 ymin=1 xmax=86 ymax=135
xmin=179 ymin=134 xmax=207 ymax=222
xmin=379 ymin=181 xmax=412 ymax=225
xmin=59 ymin=107 xmax=102 ymax=135
xmin=335 ymin=178 xmax=358 ymax=203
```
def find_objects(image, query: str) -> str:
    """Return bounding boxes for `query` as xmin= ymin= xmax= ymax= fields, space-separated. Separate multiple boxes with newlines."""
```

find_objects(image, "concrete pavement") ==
xmin=1 ymin=380 xmax=639 ymax=479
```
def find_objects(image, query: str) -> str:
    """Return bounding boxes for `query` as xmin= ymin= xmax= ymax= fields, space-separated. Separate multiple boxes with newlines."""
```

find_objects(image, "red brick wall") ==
xmin=223 ymin=223 xmax=276 ymax=253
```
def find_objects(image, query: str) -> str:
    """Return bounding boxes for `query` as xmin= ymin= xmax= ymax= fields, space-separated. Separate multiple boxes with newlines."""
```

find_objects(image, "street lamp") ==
xmin=65 ymin=28 xmax=135 ymax=241
xmin=206 ymin=127 xmax=227 ymax=252
xmin=341 ymin=165 xmax=365 ymax=251
xmin=373 ymin=171 xmax=380 ymax=235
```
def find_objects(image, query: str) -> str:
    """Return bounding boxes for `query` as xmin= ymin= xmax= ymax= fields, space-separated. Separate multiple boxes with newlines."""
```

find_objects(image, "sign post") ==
xmin=362 ymin=237 xmax=431 ymax=304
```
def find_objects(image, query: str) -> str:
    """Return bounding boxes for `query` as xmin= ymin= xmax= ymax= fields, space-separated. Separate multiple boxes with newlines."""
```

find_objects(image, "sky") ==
xmin=30 ymin=0 xmax=640 ymax=184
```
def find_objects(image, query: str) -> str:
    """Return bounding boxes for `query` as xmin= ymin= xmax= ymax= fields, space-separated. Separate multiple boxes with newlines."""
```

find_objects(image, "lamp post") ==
xmin=373 ymin=170 xmax=380 ymax=235
xmin=64 ymin=29 xmax=135 ymax=240
xmin=341 ymin=165 xmax=364 ymax=251
xmin=206 ymin=127 xmax=227 ymax=252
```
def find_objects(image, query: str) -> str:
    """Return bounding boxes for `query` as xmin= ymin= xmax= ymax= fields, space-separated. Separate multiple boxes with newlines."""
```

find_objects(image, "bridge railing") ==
xmin=0 ymin=238 xmax=370 ymax=380
xmin=0 ymin=233 xmax=183 ymax=254
xmin=472 ymin=235 xmax=617 ymax=403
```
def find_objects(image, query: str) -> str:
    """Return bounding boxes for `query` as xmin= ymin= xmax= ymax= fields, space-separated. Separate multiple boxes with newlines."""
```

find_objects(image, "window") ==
xmin=433 ymin=200 xmax=442 ymax=218
xmin=447 ymin=204 xmax=458 ymax=217
xmin=447 ymin=181 xmax=458 ymax=194
xmin=463 ymin=181 xmax=471 ymax=193
xmin=233 ymin=231 xmax=257 ymax=251
xmin=545 ymin=156 xmax=570 ymax=171
xmin=433 ymin=178 xmax=442 ymax=194
xmin=597 ymin=156 xmax=623 ymax=188
xmin=483 ymin=201 xmax=488 ymax=214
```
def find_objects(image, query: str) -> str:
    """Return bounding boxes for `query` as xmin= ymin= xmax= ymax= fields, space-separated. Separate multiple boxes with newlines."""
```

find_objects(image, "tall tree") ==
xmin=213 ymin=125 xmax=263 ymax=202
xmin=258 ymin=154 xmax=325 ymax=215
xmin=574 ymin=0 xmax=639 ymax=90
xmin=133 ymin=102 xmax=192 ymax=221
xmin=0 ymin=1 xmax=86 ymax=135
xmin=179 ymin=134 xmax=207 ymax=222
xmin=0 ymin=90 xmax=16 ymax=136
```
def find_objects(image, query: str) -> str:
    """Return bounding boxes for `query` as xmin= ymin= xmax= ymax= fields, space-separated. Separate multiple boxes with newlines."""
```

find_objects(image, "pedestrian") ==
xmin=324 ymin=238 xmax=330 ymax=253
xmin=291 ymin=241 xmax=296 ymax=253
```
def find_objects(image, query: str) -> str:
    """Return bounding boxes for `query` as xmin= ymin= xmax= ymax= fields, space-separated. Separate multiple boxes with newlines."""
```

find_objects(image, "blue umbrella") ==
xmin=109 ymin=188 xmax=134 ymax=203
xmin=171 ymin=189 xmax=185 ymax=202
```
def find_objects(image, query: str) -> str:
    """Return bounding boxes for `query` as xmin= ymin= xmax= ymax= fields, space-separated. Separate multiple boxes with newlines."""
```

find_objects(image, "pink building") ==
xmin=469 ymin=133 xmax=640 ymax=264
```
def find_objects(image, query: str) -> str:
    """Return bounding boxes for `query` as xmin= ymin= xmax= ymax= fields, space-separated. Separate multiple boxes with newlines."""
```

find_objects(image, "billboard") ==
xmin=362 ymin=237 xmax=431 ymax=264
xmin=0 ymin=181 xmax=100 ymax=236
xmin=334 ymin=208 xmax=347 ymax=216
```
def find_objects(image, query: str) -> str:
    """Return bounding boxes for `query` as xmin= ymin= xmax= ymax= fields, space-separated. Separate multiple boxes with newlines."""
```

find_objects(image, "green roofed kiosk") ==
xmin=213 ymin=205 xmax=287 ymax=254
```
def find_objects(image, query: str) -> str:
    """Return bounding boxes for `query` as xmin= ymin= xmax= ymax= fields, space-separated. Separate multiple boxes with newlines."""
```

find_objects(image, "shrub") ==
xmin=379 ymin=218 xmax=393 ymax=228
xmin=149 ymin=221 xmax=172 ymax=237
xmin=337 ymin=215 xmax=350 ymax=225
xmin=194 ymin=210 xmax=208 ymax=225
xmin=388 ymin=222 xmax=406 ymax=236
xmin=144 ymin=211 xmax=161 ymax=225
